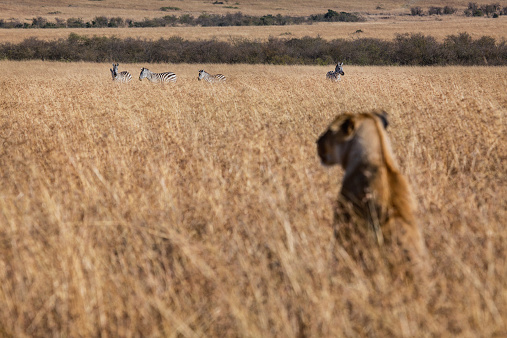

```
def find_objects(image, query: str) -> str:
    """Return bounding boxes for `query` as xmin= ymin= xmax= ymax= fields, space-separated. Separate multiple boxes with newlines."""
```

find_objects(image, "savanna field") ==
xmin=0 ymin=61 xmax=505 ymax=336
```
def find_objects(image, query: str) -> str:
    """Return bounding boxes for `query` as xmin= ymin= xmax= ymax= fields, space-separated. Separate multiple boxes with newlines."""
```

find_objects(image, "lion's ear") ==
xmin=341 ymin=117 xmax=355 ymax=136
xmin=374 ymin=110 xmax=389 ymax=129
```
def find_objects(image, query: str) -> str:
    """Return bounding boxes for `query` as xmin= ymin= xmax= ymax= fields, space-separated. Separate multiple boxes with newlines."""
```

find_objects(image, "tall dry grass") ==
xmin=0 ymin=61 xmax=505 ymax=337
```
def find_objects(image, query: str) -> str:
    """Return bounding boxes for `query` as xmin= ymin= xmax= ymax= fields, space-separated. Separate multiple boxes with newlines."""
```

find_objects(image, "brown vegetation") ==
xmin=2 ymin=0 xmax=497 ymax=21
xmin=0 ymin=61 xmax=505 ymax=336
xmin=3 ymin=32 xmax=506 ymax=66
xmin=1 ymin=17 xmax=506 ymax=44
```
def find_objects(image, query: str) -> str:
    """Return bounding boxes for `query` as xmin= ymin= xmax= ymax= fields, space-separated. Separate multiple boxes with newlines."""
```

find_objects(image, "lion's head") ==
xmin=317 ymin=110 xmax=389 ymax=169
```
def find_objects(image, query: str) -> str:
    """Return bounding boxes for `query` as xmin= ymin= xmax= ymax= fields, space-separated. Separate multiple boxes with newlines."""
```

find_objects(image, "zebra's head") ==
xmin=198 ymin=70 xmax=206 ymax=81
xmin=139 ymin=67 xmax=149 ymax=81
xmin=335 ymin=62 xmax=344 ymax=76
xmin=111 ymin=63 xmax=119 ymax=78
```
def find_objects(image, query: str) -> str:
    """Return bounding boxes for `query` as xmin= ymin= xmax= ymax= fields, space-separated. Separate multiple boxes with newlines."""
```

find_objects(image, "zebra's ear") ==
xmin=374 ymin=110 xmax=389 ymax=129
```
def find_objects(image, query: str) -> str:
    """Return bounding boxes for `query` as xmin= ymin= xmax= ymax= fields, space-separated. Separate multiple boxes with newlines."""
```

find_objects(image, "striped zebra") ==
xmin=139 ymin=67 xmax=177 ymax=83
xmin=326 ymin=62 xmax=345 ymax=81
xmin=110 ymin=63 xmax=132 ymax=83
xmin=198 ymin=70 xmax=226 ymax=82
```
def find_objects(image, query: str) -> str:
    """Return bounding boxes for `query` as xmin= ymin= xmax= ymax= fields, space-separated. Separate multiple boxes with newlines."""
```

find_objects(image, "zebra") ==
xmin=139 ymin=67 xmax=177 ymax=83
xmin=326 ymin=62 xmax=345 ymax=81
xmin=198 ymin=70 xmax=226 ymax=82
xmin=110 ymin=63 xmax=132 ymax=83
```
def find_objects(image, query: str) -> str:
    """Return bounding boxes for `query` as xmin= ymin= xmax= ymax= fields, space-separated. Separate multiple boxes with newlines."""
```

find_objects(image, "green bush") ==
xmin=66 ymin=18 xmax=85 ymax=28
xmin=160 ymin=7 xmax=181 ymax=11
xmin=443 ymin=6 xmax=457 ymax=14
xmin=410 ymin=7 xmax=424 ymax=16
xmin=428 ymin=7 xmax=443 ymax=15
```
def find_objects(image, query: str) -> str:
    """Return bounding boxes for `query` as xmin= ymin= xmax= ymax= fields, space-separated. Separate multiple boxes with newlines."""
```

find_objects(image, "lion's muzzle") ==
xmin=317 ymin=131 xmax=335 ymax=165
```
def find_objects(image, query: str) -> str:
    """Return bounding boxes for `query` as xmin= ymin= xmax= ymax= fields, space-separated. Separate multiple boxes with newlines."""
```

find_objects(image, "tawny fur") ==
xmin=317 ymin=110 xmax=427 ymax=278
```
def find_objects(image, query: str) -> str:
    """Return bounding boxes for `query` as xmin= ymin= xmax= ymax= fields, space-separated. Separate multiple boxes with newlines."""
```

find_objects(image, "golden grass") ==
xmin=1 ymin=0 xmax=506 ymax=45
xmin=0 ymin=61 xmax=506 ymax=336
xmin=2 ymin=16 xmax=507 ymax=44
xmin=1 ymin=0 xmax=493 ymax=21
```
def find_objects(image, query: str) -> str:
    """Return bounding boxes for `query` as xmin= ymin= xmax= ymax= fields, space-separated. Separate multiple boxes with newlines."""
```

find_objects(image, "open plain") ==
xmin=1 ymin=0 xmax=507 ymax=44
xmin=1 ymin=0 xmax=507 ymax=336
xmin=0 ymin=61 xmax=505 ymax=336
xmin=1 ymin=17 xmax=507 ymax=44
xmin=2 ymin=0 xmax=500 ymax=21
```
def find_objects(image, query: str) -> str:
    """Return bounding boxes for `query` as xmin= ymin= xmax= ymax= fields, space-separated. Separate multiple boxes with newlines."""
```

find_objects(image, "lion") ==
xmin=317 ymin=110 xmax=427 ymax=280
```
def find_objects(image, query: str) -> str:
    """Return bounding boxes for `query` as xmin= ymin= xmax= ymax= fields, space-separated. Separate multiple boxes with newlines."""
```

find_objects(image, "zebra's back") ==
xmin=198 ymin=70 xmax=226 ymax=82
xmin=211 ymin=74 xmax=226 ymax=82
xmin=114 ymin=71 xmax=132 ymax=83
xmin=153 ymin=72 xmax=177 ymax=83
xmin=139 ymin=68 xmax=177 ymax=83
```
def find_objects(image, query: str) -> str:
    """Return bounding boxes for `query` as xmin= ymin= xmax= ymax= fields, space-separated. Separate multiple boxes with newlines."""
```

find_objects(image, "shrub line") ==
xmin=0 ymin=10 xmax=364 ymax=29
xmin=1 ymin=33 xmax=505 ymax=66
